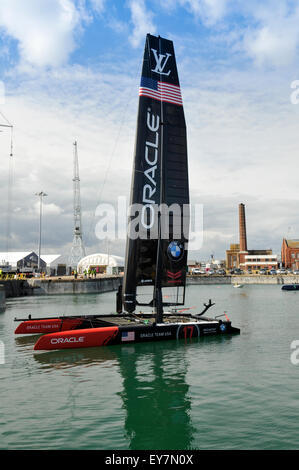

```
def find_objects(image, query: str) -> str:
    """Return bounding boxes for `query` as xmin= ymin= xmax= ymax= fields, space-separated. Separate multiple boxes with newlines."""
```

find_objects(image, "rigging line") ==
xmin=10 ymin=125 xmax=13 ymax=156
xmin=6 ymin=154 xmax=13 ymax=255
xmin=1 ymin=119 xmax=14 ymax=260
xmin=0 ymin=110 xmax=13 ymax=127
xmin=84 ymin=56 xmax=143 ymax=248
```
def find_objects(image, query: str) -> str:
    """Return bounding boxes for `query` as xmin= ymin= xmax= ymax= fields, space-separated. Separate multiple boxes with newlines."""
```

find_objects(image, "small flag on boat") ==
xmin=139 ymin=77 xmax=183 ymax=106
xmin=121 ymin=331 xmax=135 ymax=342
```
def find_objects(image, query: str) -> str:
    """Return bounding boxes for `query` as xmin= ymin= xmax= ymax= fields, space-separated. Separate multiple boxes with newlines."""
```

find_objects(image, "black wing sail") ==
xmin=123 ymin=34 xmax=189 ymax=314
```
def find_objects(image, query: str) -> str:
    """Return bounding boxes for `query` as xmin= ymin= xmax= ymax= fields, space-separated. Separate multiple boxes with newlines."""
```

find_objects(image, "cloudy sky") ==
xmin=0 ymin=0 xmax=299 ymax=262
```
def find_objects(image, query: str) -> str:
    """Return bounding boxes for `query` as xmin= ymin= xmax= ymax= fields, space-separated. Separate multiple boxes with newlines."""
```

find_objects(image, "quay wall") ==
xmin=27 ymin=276 xmax=122 ymax=296
xmin=0 ymin=276 xmax=122 ymax=298
xmin=0 ymin=280 xmax=34 ymax=298
xmin=1 ymin=274 xmax=299 ymax=299
xmin=187 ymin=275 xmax=299 ymax=285
xmin=0 ymin=285 xmax=5 ymax=312
xmin=187 ymin=275 xmax=231 ymax=285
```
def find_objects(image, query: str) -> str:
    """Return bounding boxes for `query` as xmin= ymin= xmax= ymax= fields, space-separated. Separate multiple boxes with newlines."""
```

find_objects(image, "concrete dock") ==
xmin=1 ymin=274 xmax=299 ymax=299
xmin=0 ymin=275 xmax=122 ymax=298
xmin=187 ymin=274 xmax=299 ymax=285
xmin=0 ymin=285 xmax=5 ymax=312
xmin=28 ymin=275 xmax=122 ymax=295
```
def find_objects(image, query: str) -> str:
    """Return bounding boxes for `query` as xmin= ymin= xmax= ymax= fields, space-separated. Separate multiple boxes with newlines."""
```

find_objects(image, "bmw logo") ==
xmin=220 ymin=324 xmax=226 ymax=332
xmin=168 ymin=241 xmax=184 ymax=261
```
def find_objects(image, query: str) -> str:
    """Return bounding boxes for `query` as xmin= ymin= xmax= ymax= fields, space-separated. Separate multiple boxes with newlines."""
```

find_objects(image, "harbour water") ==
xmin=1 ymin=285 xmax=299 ymax=450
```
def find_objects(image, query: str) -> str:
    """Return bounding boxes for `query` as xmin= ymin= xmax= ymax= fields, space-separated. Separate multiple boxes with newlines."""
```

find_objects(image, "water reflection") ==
xmin=15 ymin=335 xmax=42 ymax=347
xmin=33 ymin=344 xmax=118 ymax=370
xmin=32 ymin=340 xmax=197 ymax=449
xmin=30 ymin=334 xmax=234 ymax=449
xmin=117 ymin=342 xmax=195 ymax=449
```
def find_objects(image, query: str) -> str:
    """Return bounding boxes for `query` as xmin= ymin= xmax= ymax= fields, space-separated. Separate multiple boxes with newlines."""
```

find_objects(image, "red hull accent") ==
xmin=33 ymin=326 xmax=119 ymax=351
xmin=14 ymin=318 xmax=83 ymax=335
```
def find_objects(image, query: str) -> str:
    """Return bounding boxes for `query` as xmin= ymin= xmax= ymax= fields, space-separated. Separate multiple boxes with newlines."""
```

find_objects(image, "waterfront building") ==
xmin=243 ymin=252 xmax=278 ymax=270
xmin=40 ymin=254 xmax=69 ymax=276
xmin=187 ymin=260 xmax=199 ymax=273
xmin=281 ymin=239 xmax=299 ymax=269
xmin=0 ymin=252 xmax=46 ymax=273
xmin=226 ymin=204 xmax=278 ymax=271
xmin=206 ymin=259 xmax=225 ymax=270
xmin=226 ymin=244 xmax=240 ymax=269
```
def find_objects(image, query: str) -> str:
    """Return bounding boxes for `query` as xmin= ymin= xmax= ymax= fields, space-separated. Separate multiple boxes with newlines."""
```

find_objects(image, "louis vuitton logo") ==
xmin=151 ymin=48 xmax=171 ymax=76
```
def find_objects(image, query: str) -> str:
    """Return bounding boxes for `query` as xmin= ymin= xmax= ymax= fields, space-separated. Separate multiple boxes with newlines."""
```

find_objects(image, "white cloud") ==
xmin=33 ymin=201 xmax=63 ymax=216
xmin=245 ymin=26 xmax=297 ymax=67
xmin=0 ymin=0 xmax=82 ymax=67
xmin=179 ymin=0 xmax=229 ymax=24
xmin=243 ymin=2 xmax=299 ymax=67
xmin=0 ymin=63 xmax=137 ymax=255
xmin=128 ymin=0 xmax=156 ymax=48
xmin=159 ymin=0 xmax=229 ymax=25
xmin=1 ymin=57 xmax=298 ymax=259
xmin=89 ymin=0 xmax=105 ymax=14
xmin=161 ymin=0 xmax=299 ymax=68
xmin=1 ymin=1 xmax=299 ymax=260
xmin=107 ymin=17 xmax=128 ymax=34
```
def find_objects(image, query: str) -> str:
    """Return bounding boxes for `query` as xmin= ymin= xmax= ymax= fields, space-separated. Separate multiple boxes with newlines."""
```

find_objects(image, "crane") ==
xmin=69 ymin=141 xmax=86 ymax=268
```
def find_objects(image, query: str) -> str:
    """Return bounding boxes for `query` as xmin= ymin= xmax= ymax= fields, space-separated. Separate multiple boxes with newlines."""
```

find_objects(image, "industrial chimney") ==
xmin=239 ymin=203 xmax=247 ymax=252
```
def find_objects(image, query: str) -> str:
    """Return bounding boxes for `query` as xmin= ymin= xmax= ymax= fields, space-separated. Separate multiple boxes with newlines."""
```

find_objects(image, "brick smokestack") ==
xmin=239 ymin=203 xmax=247 ymax=252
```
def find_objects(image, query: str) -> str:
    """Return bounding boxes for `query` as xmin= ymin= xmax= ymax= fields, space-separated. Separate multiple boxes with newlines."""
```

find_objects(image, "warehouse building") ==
xmin=40 ymin=255 xmax=69 ymax=276
xmin=0 ymin=252 xmax=46 ymax=273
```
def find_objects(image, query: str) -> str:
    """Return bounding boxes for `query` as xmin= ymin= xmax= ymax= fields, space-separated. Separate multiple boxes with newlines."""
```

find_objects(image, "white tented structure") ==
xmin=77 ymin=253 xmax=124 ymax=275
xmin=40 ymin=255 xmax=69 ymax=276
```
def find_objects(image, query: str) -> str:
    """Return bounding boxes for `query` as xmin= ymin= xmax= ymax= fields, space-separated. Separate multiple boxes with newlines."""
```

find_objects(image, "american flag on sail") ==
xmin=139 ymin=77 xmax=183 ymax=106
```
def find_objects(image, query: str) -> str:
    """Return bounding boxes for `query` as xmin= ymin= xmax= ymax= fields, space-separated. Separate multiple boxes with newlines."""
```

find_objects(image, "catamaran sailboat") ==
xmin=14 ymin=34 xmax=240 ymax=350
